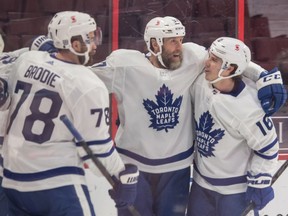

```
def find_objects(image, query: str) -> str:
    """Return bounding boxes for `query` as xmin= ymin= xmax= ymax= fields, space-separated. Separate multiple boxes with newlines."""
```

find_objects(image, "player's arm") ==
xmin=240 ymin=112 xmax=279 ymax=211
xmin=69 ymin=83 xmax=138 ymax=209
xmin=69 ymin=84 xmax=125 ymax=176
xmin=89 ymin=61 xmax=115 ymax=93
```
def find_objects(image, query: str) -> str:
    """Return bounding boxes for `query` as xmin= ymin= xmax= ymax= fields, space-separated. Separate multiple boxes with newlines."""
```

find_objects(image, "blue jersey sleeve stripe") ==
xmin=254 ymin=151 xmax=278 ymax=160
xmin=76 ymin=137 xmax=112 ymax=147
xmin=82 ymin=146 xmax=115 ymax=161
xmin=3 ymin=166 xmax=85 ymax=182
xmin=258 ymin=138 xmax=278 ymax=154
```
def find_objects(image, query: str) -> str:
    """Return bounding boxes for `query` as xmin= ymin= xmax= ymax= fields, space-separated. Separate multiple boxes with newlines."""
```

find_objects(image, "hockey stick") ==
xmin=60 ymin=114 xmax=141 ymax=216
xmin=241 ymin=160 xmax=288 ymax=216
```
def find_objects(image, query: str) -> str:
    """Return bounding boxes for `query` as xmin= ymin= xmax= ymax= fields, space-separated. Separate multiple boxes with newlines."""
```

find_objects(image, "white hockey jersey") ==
xmin=191 ymin=74 xmax=279 ymax=194
xmin=0 ymin=48 xmax=29 ymax=176
xmin=2 ymin=51 xmax=125 ymax=191
xmin=90 ymin=43 xmax=207 ymax=173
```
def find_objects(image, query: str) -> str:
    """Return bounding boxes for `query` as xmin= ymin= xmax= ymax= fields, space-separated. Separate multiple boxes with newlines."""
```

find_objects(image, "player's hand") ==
xmin=245 ymin=186 xmax=274 ymax=211
xmin=0 ymin=77 xmax=10 ymax=110
xmin=108 ymin=164 xmax=139 ymax=209
xmin=245 ymin=172 xmax=274 ymax=211
xmin=256 ymin=67 xmax=287 ymax=116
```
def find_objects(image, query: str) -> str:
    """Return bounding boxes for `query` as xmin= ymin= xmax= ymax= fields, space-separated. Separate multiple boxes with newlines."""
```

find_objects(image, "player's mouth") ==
xmin=171 ymin=53 xmax=182 ymax=61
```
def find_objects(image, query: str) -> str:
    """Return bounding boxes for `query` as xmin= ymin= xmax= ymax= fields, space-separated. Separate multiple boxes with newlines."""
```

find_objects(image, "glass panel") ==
xmin=119 ymin=0 xmax=237 ymax=50
xmin=246 ymin=0 xmax=288 ymax=159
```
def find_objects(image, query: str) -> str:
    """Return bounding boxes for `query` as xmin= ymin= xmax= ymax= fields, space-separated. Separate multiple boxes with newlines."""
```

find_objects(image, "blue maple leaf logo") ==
xmin=195 ymin=111 xmax=225 ymax=157
xmin=143 ymin=84 xmax=183 ymax=132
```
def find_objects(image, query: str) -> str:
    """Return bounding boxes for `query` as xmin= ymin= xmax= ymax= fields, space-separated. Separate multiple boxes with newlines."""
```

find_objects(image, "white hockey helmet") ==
xmin=209 ymin=37 xmax=251 ymax=83
xmin=144 ymin=16 xmax=185 ymax=67
xmin=0 ymin=34 xmax=4 ymax=54
xmin=48 ymin=11 xmax=96 ymax=65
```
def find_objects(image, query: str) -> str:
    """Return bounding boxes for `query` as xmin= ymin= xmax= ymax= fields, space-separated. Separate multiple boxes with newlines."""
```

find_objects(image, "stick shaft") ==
xmin=60 ymin=115 xmax=115 ymax=186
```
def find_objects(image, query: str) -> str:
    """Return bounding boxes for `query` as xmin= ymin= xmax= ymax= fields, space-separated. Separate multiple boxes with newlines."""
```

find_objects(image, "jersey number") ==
xmin=7 ymin=80 xmax=62 ymax=144
xmin=256 ymin=115 xmax=273 ymax=136
xmin=91 ymin=108 xmax=110 ymax=127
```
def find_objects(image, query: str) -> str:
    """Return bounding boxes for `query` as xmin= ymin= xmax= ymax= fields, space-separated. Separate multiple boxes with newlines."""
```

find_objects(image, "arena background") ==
xmin=0 ymin=0 xmax=287 ymax=215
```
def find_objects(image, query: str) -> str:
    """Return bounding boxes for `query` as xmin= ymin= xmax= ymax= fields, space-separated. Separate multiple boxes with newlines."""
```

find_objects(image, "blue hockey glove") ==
xmin=108 ymin=164 xmax=139 ymax=209
xmin=29 ymin=35 xmax=57 ymax=53
xmin=245 ymin=186 xmax=274 ymax=211
xmin=0 ymin=77 xmax=10 ymax=110
xmin=257 ymin=67 xmax=287 ymax=116
xmin=246 ymin=172 xmax=274 ymax=211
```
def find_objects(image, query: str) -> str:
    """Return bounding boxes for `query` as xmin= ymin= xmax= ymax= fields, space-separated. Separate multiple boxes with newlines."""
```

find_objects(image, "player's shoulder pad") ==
xmin=108 ymin=49 xmax=146 ymax=66
xmin=183 ymin=42 xmax=207 ymax=55
xmin=110 ymin=49 xmax=143 ymax=58
xmin=182 ymin=42 xmax=208 ymax=64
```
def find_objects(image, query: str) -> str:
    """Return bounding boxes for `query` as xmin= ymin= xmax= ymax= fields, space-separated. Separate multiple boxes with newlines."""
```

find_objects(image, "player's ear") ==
xmin=71 ymin=40 xmax=82 ymax=52
xmin=151 ymin=38 xmax=160 ymax=52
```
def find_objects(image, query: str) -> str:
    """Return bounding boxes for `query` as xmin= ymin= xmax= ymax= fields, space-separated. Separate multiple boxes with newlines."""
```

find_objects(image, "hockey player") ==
xmin=187 ymin=37 xmax=279 ymax=216
xmin=2 ymin=11 xmax=138 ymax=216
xmin=0 ymin=32 xmax=10 ymax=216
xmin=90 ymin=16 xmax=286 ymax=216
xmin=0 ymin=34 xmax=60 ymax=216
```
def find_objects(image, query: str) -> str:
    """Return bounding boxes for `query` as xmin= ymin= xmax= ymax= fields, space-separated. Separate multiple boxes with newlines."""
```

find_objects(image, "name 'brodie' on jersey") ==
xmin=24 ymin=64 xmax=60 ymax=88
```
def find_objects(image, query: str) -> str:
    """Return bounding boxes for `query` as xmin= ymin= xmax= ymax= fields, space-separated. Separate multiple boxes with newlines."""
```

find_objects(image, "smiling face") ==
xmin=150 ymin=36 xmax=184 ymax=70
xmin=161 ymin=37 xmax=184 ymax=70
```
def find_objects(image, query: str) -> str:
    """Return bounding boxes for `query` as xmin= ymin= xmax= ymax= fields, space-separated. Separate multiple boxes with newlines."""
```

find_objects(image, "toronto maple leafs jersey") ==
xmin=0 ymin=48 xmax=29 ymax=177
xmin=90 ymin=43 xmax=207 ymax=173
xmin=2 ymin=51 xmax=125 ymax=191
xmin=191 ymin=74 xmax=279 ymax=194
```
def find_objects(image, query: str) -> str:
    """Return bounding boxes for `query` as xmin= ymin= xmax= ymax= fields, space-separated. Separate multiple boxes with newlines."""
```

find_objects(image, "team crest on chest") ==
xmin=143 ymin=84 xmax=183 ymax=132
xmin=195 ymin=111 xmax=225 ymax=157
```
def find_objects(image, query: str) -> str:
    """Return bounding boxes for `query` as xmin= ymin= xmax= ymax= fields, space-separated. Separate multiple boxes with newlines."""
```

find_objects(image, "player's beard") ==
xmin=161 ymin=48 xmax=183 ymax=70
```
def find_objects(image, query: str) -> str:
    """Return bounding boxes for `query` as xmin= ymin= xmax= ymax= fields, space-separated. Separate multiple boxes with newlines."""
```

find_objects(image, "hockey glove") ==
xmin=0 ymin=77 xmax=10 ymax=110
xmin=245 ymin=172 xmax=274 ymax=211
xmin=108 ymin=164 xmax=139 ymax=209
xmin=256 ymin=67 xmax=287 ymax=116
xmin=29 ymin=35 xmax=57 ymax=53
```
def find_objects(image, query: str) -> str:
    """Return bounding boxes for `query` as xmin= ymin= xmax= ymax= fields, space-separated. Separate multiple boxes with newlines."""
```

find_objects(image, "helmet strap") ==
xmin=157 ymin=54 xmax=167 ymax=68
xmin=209 ymin=68 xmax=226 ymax=84
xmin=69 ymin=36 xmax=91 ymax=65
xmin=149 ymin=39 xmax=168 ymax=68
xmin=209 ymin=63 xmax=238 ymax=84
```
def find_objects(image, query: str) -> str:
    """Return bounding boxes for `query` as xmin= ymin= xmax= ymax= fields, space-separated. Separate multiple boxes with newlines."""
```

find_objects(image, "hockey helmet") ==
xmin=48 ymin=11 xmax=97 ymax=64
xmin=209 ymin=37 xmax=251 ymax=83
xmin=144 ymin=16 xmax=185 ymax=57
